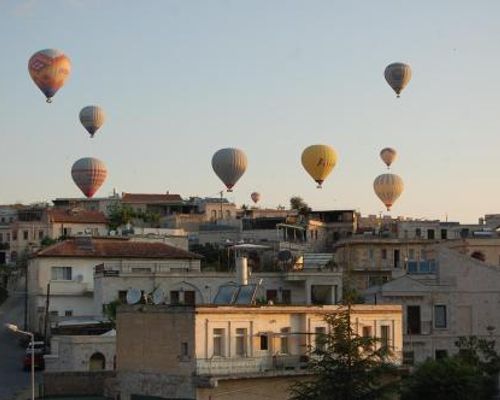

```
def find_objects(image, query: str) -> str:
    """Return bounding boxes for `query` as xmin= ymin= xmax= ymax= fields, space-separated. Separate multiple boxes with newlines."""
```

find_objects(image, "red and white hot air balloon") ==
xmin=251 ymin=192 xmax=261 ymax=204
xmin=71 ymin=157 xmax=107 ymax=198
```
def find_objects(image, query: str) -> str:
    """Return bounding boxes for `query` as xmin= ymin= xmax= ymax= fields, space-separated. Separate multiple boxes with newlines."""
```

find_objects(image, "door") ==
xmin=407 ymin=305 xmax=421 ymax=334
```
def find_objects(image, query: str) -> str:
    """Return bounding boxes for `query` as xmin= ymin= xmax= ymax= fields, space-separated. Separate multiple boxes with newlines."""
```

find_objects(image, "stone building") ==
xmin=114 ymin=304 xmax=403 ymax=400
xmin=365 ymin=246 xmax=500 ymax=364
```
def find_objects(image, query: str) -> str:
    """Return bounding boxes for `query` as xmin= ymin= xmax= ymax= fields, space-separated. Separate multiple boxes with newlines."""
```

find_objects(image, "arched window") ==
xmin=89 ymin=352 xmax=105 ymax=371
xmin=471 ymin=251 xmax=486 ymax=262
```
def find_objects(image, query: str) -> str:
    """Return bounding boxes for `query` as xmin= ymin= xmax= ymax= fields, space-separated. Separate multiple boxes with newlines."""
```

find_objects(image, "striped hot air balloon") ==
xmin=211 ymin=148 xmax=247 ymax=192
xmin=373 ymin=173 xmax=404 ymax=211
xmin=71 ymin=157 xmax=107 ymax=198
xmin=28 ymin=49 xmax=71 ymax=103
xmin=301 ymin=144 xmax=338 ymax=188
xmin=380 ymin=147 xmax=397 ymax=169
xmin=79 ymin=106 xmax=106 ymax=138
xmin=384 ymin=62 xmax=412 ymax=98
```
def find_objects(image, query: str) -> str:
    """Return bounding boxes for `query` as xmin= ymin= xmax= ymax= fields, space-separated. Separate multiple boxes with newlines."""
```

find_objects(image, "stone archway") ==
xmin=89 ymin=352 xmax=105 ymax=371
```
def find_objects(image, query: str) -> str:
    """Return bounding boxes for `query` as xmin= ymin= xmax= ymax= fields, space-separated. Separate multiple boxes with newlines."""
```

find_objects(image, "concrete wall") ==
xmin=45 ymin=335 xmax=116 ymax=372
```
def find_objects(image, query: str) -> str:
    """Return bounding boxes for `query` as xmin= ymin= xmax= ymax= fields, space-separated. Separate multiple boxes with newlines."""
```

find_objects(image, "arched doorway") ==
xmin=89 ymin=352 xmax=105 ymax=371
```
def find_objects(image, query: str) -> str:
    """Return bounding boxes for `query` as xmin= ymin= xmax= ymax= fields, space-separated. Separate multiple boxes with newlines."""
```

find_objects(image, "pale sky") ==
xmin=1 ymin=0 xmax=500 ymax=223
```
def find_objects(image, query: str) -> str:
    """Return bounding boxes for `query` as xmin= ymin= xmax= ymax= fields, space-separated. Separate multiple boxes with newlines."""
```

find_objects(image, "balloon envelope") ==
xmin=71 ymin=157 xmax=107 ymax=198
xmin=211 ymin=148 xmax=247 ymax=191
xmin=301 ymin=144 xmax=338 ymax=188
xmin=251 ymin=192 xmax=261 ymax=204
xmin=373 ymin=173 xmax=404 ymax=211
xmin=28 ymin=49 xmax=71 ymax=103
xmin=380 ymin=147 xmax=397 ymax=168
xmin=384 ymin=62 xmax=412 ymax=97
xmin=80 ymin=106 xmax=106 ymax=137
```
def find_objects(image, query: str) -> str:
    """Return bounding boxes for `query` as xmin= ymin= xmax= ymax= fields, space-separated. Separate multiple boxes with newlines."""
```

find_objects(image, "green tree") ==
xmin=289 ymin=307 xmax=397 ymax=400
xmin=290 ymin=196 xmax=311 ymax=216
xmin=107 ymin=203 xmax=135 ymax=230
xmin=401 ymin=336 xmax=500 ymax=400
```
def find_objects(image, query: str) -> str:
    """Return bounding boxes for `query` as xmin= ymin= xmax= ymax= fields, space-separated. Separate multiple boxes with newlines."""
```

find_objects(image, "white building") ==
xmin=365 ymin=246 xmax=500 ymax=364
xmin=27 ymin=237 xmax=201 ymax=334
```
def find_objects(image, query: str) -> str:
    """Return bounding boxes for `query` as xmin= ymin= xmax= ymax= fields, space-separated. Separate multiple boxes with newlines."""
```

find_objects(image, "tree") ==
xmin=290 ymin=196 xmax=311 ymax=216
xmin=107 ymin=203 xmax=135 ymax=230
xmin=400 ymin=336 xmax=500 ymax=400
xmin=289 ymin=308 xmax=397 ymax=400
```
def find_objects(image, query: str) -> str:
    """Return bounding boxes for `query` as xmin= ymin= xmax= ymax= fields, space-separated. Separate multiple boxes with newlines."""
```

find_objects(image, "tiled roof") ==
xmin=36 ymin=237 xmax=201 ymax=259
xmin=122 ymin=193 xmax=183 ymax=204
xmin=46 ymin=209 xmax=108 ymax=224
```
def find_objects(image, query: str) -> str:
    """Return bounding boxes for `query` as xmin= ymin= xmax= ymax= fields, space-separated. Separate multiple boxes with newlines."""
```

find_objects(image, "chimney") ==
xmin=236 ymin=256 xmax=248 ymax=285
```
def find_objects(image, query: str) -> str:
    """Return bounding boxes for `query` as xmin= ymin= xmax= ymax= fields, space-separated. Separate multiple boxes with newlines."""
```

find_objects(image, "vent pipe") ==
xmin=236 ymin=256 xmax=248 ymax=285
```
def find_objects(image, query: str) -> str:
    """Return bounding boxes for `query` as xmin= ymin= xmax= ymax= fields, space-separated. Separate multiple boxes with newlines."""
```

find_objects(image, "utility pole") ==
xmin=43 ymin=283 xmax=50 ymax=350
xmin=219 ymin=191 xmax=224 ymax=221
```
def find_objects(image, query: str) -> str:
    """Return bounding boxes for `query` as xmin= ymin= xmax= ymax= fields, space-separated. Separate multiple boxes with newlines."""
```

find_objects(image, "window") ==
xmin=381 ymin=249 xmax=387 ymax=260
xmin=211 ymin=210 xmax=217 ymax=220
xmin=408 ymin=249 xmax=415 ymax=259
xmin=435 ymin=349 xmax=448 ymax=360
xmin=6 ymin=233 xmax=10 ymax=242
xmin=118 ymin=290 xmax=127 ymax=303
xmin=65 ymin=310 xmax=73 ymax=317
xmin=62 ymin=227 xmax=71 ymax=236
xmin=403 ymin=351 xmax=415 ymax=365
xmin=407 ymin=305 xmax=421 ymax=334
xmin=415 ymin=228 xmax=422 ymax=238
xmin=368 ymin=248 xmax=374 ymax=260
xmin=225 ymin=210 xmax=231 ymax=219
xmin=181 ymin=342 xmax=189 ymax=357
xmin=315 ymin=327 xmax=326 ymax=351
xmin=184 ymin=290 xmax=195 ymax=305
xmin=266 ymin=290 xmax=278 ymax=304
xmin=213 ymin=328 xmax=225 ymax=357
xmin=51 ymin=266 xmax=72 ymax=281
xmin=23 ymin=230 xmax=29 ymax=240
xmin=260 ymin=334 xmax=269 ymax=350
xmin=12 ymin=231 xmax=17 ymax=241
xmin=49 ymin=310 xmax=59 ymax=316
xmin=170 ymin=291 xmax=180 ymax=304
xmin=434 ymin=305 xmax=447 ymax=328
xmin=38 ymin=230 xmax=44 ymax=240
xmin=131 ymin=267 xmax=151 ymax=274
xmin=380 ymin=325 xmax=390 ymax=350
xmin=427 ymin=229 xmax=435 ymax=239
xmin=280 ymin=328 xmax=290 ymax=354
xmin=362 ymin=326 xmax=372 ymax=338
xmin=281 ymin=289 xmax=291 ymax=304
xmin=235 ymin=328 xmax=247 ymax=356
xmin=441 ymin=229 xmax=448 ymax=239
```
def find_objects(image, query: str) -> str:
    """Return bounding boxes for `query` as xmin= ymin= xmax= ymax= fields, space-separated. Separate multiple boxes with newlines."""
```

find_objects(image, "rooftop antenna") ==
xmin=126 ymin=288 xmax=142 ymax=305
xmin=152 ymin=288 xmax=165 ymax=305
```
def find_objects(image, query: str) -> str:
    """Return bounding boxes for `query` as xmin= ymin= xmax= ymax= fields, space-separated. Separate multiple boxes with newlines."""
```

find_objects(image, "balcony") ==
xmin=94 ymin=260 xmax=201 ymax=276
xmin=196 ymin=354 xmax=307 ymax=377
xmin=47 ymin=280 xmax=90 ymax=295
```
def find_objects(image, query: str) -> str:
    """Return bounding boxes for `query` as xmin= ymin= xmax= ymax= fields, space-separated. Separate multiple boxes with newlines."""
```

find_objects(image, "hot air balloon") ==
xmin=71 ymin=157 xmax=107 ymax=198
xmin=373 ymin=173 xmax=404 ymax=211
xmin=384 ymin=62 xmax=412 ymax=98
xmin=251 ymin=192 xmax=261 ymax=204
xmin=28 ymin=49 xmax=71 ymax=103
xmin=380 ymin=147 xmax=397 ymax=169
xmin=301 ymin=144 xmax=338 ymax=188
xmin=211 ymin=148 xmax=247 ymax=192
xmin=79 ymin=106 xmax=106 ymax=138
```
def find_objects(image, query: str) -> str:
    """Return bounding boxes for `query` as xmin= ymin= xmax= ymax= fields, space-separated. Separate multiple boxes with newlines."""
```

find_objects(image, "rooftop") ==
xmin=36 ymin=237 xmax=201 ymax=259
xmin=122 ymin=193 xmax=183 ymax=204
xmin=46 ymin=209 xmax=108 ymax=224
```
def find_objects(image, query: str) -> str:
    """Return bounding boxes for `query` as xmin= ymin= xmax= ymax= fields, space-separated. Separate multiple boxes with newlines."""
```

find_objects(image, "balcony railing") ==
xmin=95 ymin=260 xmax=201 ymax=275
xmin=196 ymin=354 xmax=307 ymax=376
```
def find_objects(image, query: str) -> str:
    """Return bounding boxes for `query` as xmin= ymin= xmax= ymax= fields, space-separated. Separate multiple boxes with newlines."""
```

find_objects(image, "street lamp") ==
xmin=5 ymin=323 xmax=35 ymax=400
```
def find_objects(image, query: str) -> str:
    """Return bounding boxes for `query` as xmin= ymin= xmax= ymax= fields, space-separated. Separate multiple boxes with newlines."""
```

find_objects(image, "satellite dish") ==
xmin=278 ymin=250 xmax=293 ymax=262
xmin=126 ymin=288 xmax=142 ymax=304
xmin=152 ymin=288 xmax=165 ymax=305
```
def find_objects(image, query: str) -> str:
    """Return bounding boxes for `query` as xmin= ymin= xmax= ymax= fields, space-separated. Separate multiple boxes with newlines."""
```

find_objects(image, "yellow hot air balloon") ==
xmin=380 ymin=147 xmax=397 ymax=169
xmin=384 ymin=62 xmax=412 ymax=98
xmin=301 ymin=145 xmax=338 ymax=188
xmin=373 ymin=173 xmax=404 ymax=211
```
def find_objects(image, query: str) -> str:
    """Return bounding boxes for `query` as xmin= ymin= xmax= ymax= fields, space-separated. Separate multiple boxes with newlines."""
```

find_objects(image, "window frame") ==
xmin=51 ymin=266 xmax=72 ymax=281
xmin=434 ymin=304 xmax=447 ymax=329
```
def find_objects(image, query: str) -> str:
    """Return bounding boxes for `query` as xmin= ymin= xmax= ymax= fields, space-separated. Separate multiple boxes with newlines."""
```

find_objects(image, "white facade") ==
xmin=365 ymin=246 xmax=500 ymax=364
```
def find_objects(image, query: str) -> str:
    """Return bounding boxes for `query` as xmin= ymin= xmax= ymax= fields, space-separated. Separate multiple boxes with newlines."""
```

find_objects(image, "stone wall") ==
xmin=43 ymin=371 xmax=115 ymax=397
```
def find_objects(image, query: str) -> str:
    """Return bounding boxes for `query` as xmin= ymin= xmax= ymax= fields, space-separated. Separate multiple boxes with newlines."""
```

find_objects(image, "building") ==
xmin=114 ymin=304 xmax=403 ymax=400
xmin=27 ymin=237 xmax=201 ymax=334
xmin=365 ymin=246 xmax=500 ymax=364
